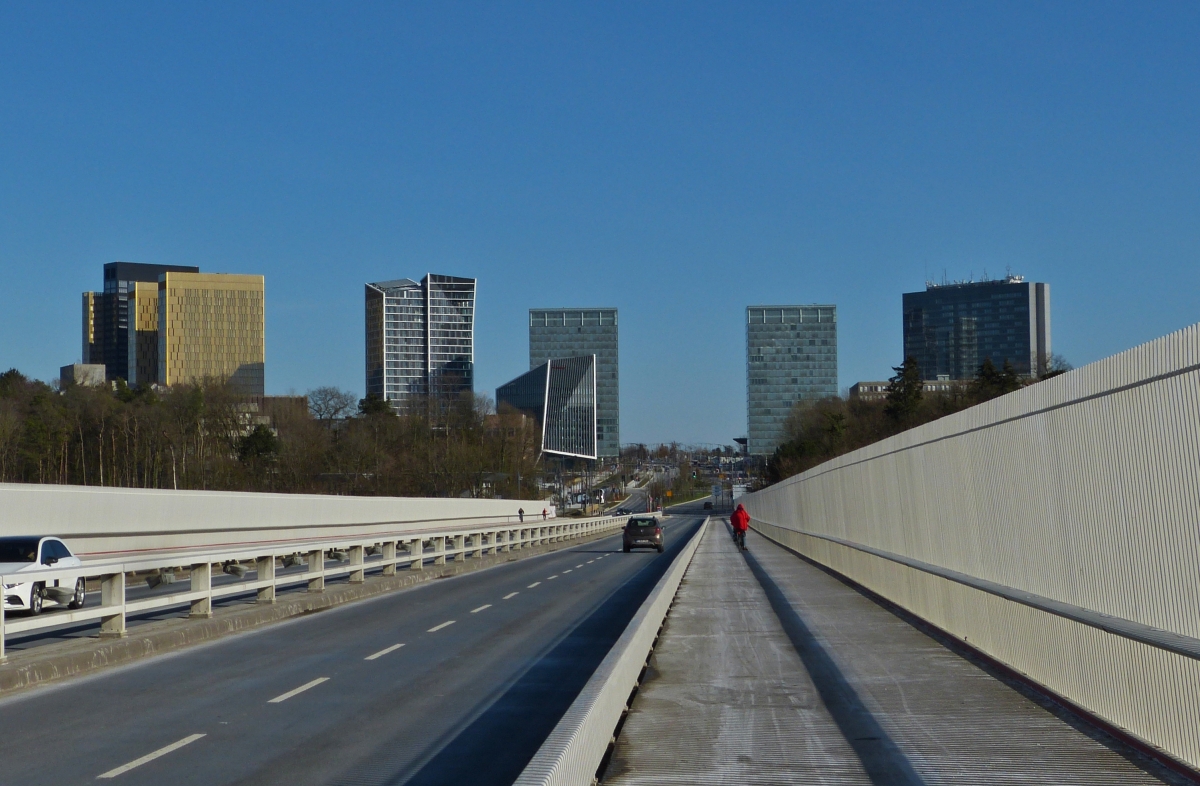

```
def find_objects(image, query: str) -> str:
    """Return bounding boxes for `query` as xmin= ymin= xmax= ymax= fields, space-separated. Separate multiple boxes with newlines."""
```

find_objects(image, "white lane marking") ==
xmin=268 ymin=677 xmax=329 ymax=704
xmin=503 ymin=592 xmax=519 ymax=599
xmin=547 ymin=575 xmax=559 ymax=580
xmin=562 ymin=569 xmax=572 ymax=573
xmin=471 ymin=604 xmax=491 ymax=613
xmin=428 ymin=620 xmax=456 ymax=632
xmin=575 ymin=564 xmax=583 ymax=568
xmin=97 ymin=734 xmax=206 ymax=779
xmin=587 ymin=560 xmax=595 ymax=564
xmin=527 ymin=582 xmax=541 ymax=588
xmin=365 ymin=643 xmax=405 ymax=661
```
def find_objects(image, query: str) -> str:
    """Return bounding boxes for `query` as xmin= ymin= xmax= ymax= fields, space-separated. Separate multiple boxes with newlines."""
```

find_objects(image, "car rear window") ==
xmin=628 ymin=519 xmax=657 ymax=529
xmin=0 ymin=537 xmax=40 ymax=563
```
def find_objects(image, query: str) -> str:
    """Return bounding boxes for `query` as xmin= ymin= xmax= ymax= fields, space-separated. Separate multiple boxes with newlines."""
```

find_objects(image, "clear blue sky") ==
xmin=3 ymin=2 xmax=1199 ymax=445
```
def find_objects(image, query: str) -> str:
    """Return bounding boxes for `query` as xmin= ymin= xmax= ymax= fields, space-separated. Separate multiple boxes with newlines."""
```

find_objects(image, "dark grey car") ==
xmin=623 ymin=517 xmax=663 ymax=553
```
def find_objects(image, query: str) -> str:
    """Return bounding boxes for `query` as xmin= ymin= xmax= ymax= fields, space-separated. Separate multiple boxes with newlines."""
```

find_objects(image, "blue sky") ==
xmin=2 ymin=2 xmax=1199 ymax=445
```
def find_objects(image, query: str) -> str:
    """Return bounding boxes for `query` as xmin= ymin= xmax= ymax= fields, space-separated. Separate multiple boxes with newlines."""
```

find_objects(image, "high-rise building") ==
xmin=528 ymin=308 xmax=618 ymax=458
xmin=902 ymin=276 xmax=1050 ymax=380
xmin=158 ymin=272 xmax=266 ymax=394
xmin=365 ymin=274 xmax=476 ymax=408
xmin=746 ymin=305 xmax=838 ymax=456
xmin=127 ymin=282 xmax=160 ymax=387
xmin=81 ymin=262 xmax=200 ymax=381
xmin=497 ymin=355 xmax=597 ymax=459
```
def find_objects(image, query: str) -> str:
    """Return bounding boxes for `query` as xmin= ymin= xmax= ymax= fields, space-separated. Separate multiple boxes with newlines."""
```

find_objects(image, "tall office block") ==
xmin=902 ymin=276 xmax=1050 ymax=380
xmin=746 ymin=305 xmax=838 ymax=456
xmin=529 ymin=309 xmax=618 ymax=458
xmin=126 ymin=282 xmax=160 ymax=387
xmin=158 ymin=272 xmax=266 ymax=394
xmin=81 ymin=261 xmax=200 ymax=381
xmin=497 ymin=355 xmax=597 ymax=459
xmin=365 ymin=274 xmax=476 ymax=408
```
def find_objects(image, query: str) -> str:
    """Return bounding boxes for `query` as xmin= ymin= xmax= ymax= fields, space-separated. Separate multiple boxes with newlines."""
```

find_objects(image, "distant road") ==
xmin=0 ymin=515 xmax=705 ymax=786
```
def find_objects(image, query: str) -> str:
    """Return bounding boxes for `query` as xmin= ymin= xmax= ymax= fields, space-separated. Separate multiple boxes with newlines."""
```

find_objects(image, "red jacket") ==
xmin=731 ymin=506 xmax=750 ymax=532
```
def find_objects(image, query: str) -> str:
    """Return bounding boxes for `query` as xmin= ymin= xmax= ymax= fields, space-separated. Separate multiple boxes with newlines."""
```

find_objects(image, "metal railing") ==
xmin=0 ymin=515 xmax=629 ymax=660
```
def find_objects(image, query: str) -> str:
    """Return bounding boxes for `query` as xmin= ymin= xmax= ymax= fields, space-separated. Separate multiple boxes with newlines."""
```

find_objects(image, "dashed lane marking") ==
xmin=503 ymin=592 xmax=519 ymax=599
xmin=428 ymin=620 xmax=456 ymax=632
xmin=365 ymin=643 xmax=405 ymax=661
xmin=268 ymin=678 xmax=329 ymax=704
xmin=547 ymin=575 xmax=559 ymax=580
xmin=527 ymin=582 xmax=541 ymax=588
xmin=97 ymin=734 xmax=206 ymax=779
xmin=471 ymin=604 xmax=491 ymax=613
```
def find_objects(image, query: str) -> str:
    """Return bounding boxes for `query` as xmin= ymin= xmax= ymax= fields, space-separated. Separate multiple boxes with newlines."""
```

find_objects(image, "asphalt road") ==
xmin=0 ymin=514 xmax=705 ymax=786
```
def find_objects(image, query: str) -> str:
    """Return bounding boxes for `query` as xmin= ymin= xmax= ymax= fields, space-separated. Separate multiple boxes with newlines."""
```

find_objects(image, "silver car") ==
xmin=0 ymin=536 xmax=86 ymax=615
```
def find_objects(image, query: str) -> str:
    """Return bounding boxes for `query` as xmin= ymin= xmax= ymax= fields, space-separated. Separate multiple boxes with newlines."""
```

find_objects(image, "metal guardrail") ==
xmin=0 ymin=515 xmax=629 ymax=661
xmin=514 ymin=516 xmax=706 ymax=786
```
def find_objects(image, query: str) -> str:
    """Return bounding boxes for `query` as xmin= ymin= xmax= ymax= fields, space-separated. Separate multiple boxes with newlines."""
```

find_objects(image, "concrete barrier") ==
xmin=0 ymin=483 xmax=553 ymax=557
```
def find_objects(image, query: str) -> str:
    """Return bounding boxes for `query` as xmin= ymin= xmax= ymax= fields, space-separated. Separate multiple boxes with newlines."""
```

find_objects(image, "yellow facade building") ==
xmin=157 ymin=272 xmax=265 ymax=394
xmin=127 ymin=282 xmax=161 ymax=387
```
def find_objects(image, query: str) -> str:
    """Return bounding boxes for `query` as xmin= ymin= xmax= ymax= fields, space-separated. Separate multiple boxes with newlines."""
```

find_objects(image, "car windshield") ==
xmin=0 ymin=537 xmax=40 ymax=563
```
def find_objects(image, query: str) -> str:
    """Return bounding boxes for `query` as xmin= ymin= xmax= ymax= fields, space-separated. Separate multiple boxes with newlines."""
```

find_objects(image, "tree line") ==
xmin=765 ymin=356 xmax=1070 ymax=483
xmin=0 ymin=370 xmax=545 ymax=499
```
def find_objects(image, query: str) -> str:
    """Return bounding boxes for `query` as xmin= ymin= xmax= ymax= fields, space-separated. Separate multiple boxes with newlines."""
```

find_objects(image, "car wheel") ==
xmin=623 ymin=545 xmax=630 ymax=553
xmin=68 ymin=578 xmax=86 ymax=609
xmin=27 ymin=584 xmax=43 ymax=616
xmin=657 ymin=545 xmax=664 ymax=553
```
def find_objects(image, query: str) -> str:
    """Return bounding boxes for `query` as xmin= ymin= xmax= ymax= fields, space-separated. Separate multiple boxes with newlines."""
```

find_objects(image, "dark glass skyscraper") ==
xmin=746 ymin=305 xmax=838 ymax=456
xmin=529 ymin=309 xmax=618 ymax=458
xmin=82 ymin=261 xmax=201 ymax=382
xmin=365 ymin=274 xmax=475 ymax=408
xmin=902 ymin=276 xmax=1050 ymax=380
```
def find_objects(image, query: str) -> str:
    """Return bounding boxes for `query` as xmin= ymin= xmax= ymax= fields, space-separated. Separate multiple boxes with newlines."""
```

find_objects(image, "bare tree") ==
xmin=308 ymin=387 xmax=357 ymax=422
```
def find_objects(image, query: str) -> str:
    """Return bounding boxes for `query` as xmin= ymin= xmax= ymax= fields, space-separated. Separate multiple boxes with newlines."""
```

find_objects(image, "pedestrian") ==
xmin=518 ymin=508 xmax=524 ymax=523
xmin=542 ymin=508 xmax=547 ymax=520
xmin=730 ymin=503 xmax=750 ymax=551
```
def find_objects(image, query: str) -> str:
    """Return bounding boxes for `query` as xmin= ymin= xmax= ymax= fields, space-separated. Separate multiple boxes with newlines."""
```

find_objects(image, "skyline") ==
xmin=5 ymin=3 xmax=1200 ymax=444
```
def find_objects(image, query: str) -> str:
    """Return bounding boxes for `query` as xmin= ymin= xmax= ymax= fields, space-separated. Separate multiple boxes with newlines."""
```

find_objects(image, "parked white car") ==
xmin=0 ymin=537 xmax=86 ymax=615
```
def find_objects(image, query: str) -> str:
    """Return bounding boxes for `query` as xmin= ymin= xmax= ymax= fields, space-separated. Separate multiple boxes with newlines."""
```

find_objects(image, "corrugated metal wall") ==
xmin=741 ymin=322 xmax=1200 ymax=769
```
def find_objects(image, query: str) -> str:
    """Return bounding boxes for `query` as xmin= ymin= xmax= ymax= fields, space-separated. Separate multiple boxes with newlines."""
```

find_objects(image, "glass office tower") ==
xmin=82 ymin=261 xmax=200 ymax=382
xmin=366 ymin=274 xmax=476 ymax=409
xmin=746 ymin=305 xmax=838 ymax=456
xmin=529 ymin=309 xmax=618 ymax=458
xmin=902 ymin=276 xmax=1050 ymax=380
xmin=497 ymin=355 xmax=597 ymax=459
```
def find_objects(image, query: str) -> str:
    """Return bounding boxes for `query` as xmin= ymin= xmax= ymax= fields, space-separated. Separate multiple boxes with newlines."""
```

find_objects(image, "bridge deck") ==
xmin=603 ymin=519 xmax=1190 ymax=785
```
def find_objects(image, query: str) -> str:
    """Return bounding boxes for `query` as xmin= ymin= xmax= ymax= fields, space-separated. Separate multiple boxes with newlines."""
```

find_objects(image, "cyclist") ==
xmin=730 ymin=503 xmax=750 ymax=551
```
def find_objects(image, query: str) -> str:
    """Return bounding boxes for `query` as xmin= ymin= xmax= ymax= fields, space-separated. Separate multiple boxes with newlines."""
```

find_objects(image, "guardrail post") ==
xmin=0 ymin=588 xmax=6 ymax=661
xmin=349 ymin=545 xmax=365 ymax=583
xmin=409 ymin=538 xmax=424 ymax=571
xmin=501 ymin=530 xmax=510 ymax=552
xmin=189 ymin=562 xmax=212 ymax=618
xmin=383 ymin=541 xmax=397 ymax=576
xmin=452 ymin=534 xmax=465 ymax=563
xmin=256 ymin=556 xmax=276 ymax=603
xmin=435 ymin=537 xmax=447 ymax=566
xmin=471 ymin=533 xmax=482 ymax=559
xmin=99 ymin=572 xmax=126 ymax=637
xmin=307 ymin=549 xmax=325 ymax=592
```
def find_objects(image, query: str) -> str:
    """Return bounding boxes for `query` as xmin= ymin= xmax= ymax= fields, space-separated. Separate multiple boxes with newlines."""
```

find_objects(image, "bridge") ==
xmin=0 ymin=322 xmax=1198 ymax=785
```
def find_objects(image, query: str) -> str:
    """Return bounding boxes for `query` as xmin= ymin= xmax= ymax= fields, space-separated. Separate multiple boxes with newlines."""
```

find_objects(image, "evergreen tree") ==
xmin=884 ymin=356 xmax=923 ymax=424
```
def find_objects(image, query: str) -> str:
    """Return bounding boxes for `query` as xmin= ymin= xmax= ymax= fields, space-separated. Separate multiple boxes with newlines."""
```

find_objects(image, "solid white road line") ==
xmin=268 ymin=677 xmax=329 ymax=704
xmin=428 ymin=620 xmax=456 ymax=632
xmin=503 ymin=592 xmax=519 ymax=599
xmin=365 ymin=643 xmax=405 ymax=661
xmin=97 ymin=734 xmax=206 ymax=779
xmin=527 ymin=582 xmax=541 ymax=588
xmin=471 ymin=604 xmax=491 ymax=613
